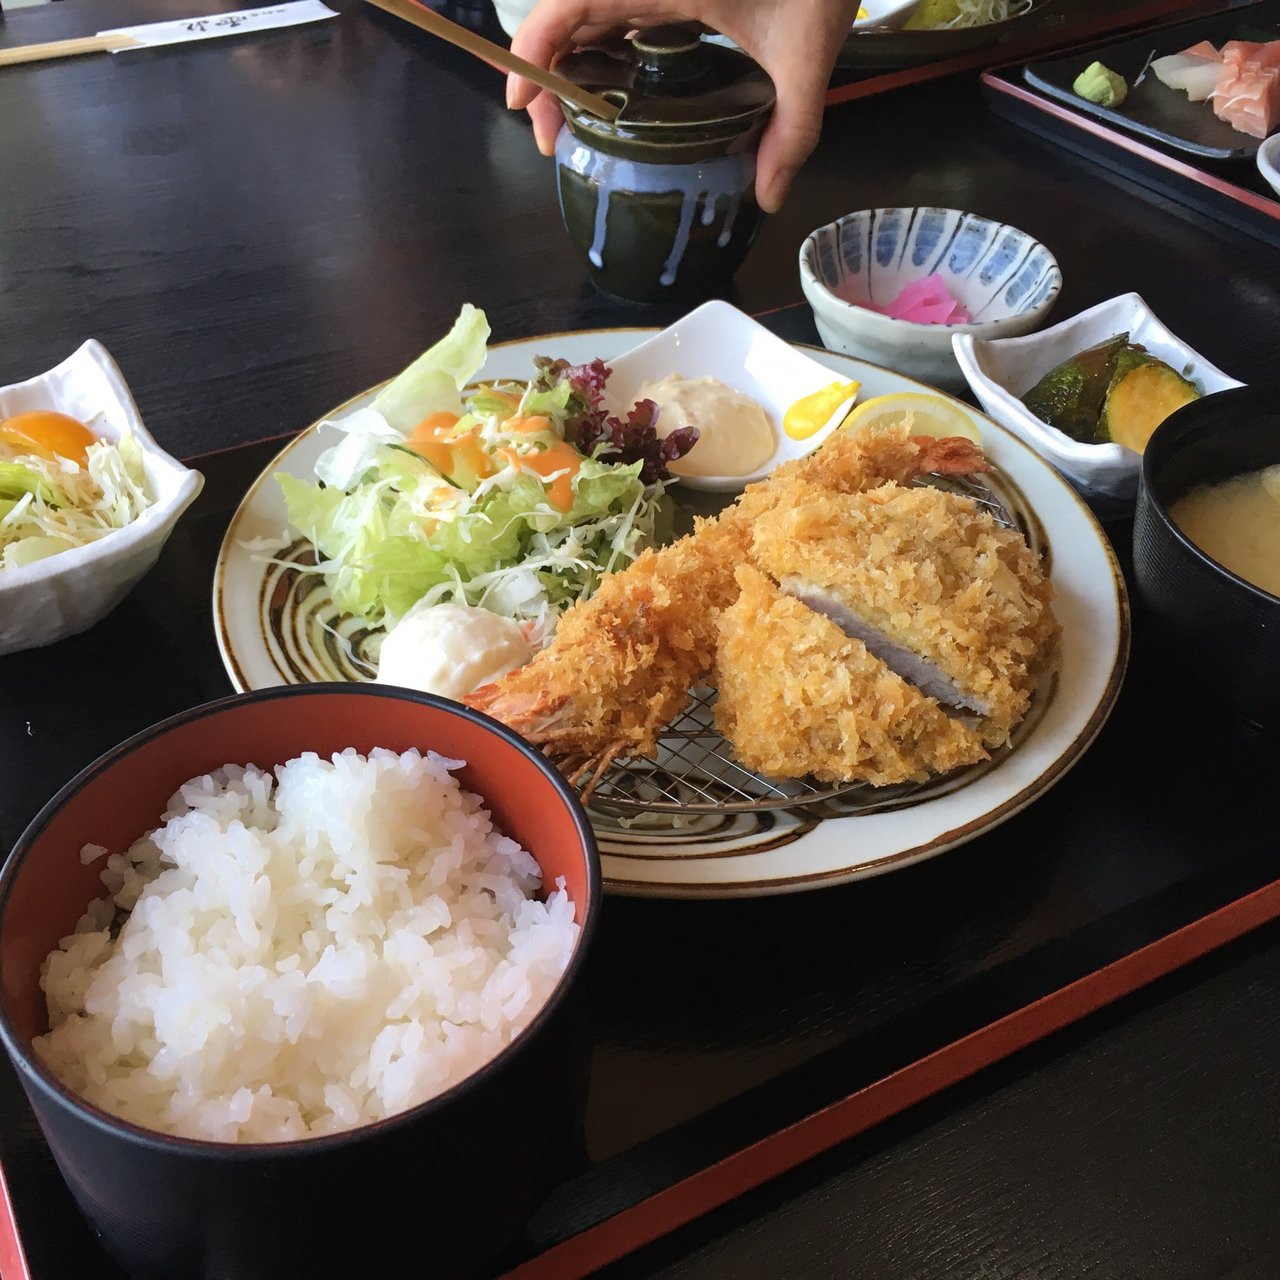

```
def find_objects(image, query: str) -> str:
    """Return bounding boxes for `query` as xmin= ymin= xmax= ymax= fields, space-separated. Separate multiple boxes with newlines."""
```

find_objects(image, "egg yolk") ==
xmin=0 ymin=411 xmax=98 ymax=464
xmin=783 ymin=381 xmax=862 ymax=440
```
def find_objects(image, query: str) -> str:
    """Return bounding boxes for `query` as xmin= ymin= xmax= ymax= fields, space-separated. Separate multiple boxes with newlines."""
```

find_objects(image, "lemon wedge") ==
xmin=783 ymin=380 xmax=862 ymax=440
xmin=840 ymin=392 xmax=982 ymax=444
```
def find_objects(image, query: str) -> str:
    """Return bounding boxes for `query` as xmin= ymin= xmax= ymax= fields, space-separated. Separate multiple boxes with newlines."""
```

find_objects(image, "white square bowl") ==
xmin=602 ymin=299 xmax=862 ymax=492
xmin=0 ymin=341 xmax=204 ymax=656
xmin=952 ymin=292 xmax=1244 ymax=505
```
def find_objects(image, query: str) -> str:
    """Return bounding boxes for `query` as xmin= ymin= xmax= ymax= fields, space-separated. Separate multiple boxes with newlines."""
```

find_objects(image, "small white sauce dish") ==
xmin=0 ymin=340 xmax=204 ymax=656
xmin=852 ymin=0 xmax=922 ymax=29
xmin=602 ymin=299 xmax=860 ymax=493
xmin=952 ymin=292 xmax=1244 ymax=506
xmin=799 ymin=207 xmax=1062 ymax=390
xmin=1258 ymin=134 xmax=1280 ymax=199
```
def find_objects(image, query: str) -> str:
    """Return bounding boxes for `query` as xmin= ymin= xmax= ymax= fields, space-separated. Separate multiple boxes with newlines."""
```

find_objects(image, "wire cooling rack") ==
xmin=582 ymin=472 xmax=1025 ymax=818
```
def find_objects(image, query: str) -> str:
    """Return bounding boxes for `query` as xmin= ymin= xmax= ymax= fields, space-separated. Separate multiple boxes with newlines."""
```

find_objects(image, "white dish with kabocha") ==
xmin=214 ymin=303 xmax=1128 ymax=898
xmin=954 ymin=292 xmax=1243 ymax=504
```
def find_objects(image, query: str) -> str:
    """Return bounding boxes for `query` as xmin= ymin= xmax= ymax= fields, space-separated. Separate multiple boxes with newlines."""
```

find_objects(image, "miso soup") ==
xmin=1168 ymin=464 xmax=1280 ymax=598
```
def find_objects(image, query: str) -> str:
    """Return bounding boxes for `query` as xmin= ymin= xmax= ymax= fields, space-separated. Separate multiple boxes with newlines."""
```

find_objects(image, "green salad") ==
xmin=278 ymin=305 xmax=696 ymax=637
xmin=0 ymin=435 xmax=151 ymax=571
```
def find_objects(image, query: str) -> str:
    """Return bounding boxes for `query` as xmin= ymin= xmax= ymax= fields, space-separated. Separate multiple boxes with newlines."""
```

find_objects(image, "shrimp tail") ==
xmin=911 ymin=434 xmax=991 ymax=476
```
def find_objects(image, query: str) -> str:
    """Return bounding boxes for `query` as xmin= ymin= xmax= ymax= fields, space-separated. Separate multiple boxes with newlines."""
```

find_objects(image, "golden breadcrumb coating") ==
xmin=750 ymin=483 xmax=1060 ymax=748
xmin=465 ymin=422 xmax=995 ymax=784
xmin=714 ymin=566 xmax=989 ymax=785
xmin=465 ymin=532 xmax=727 ymax=784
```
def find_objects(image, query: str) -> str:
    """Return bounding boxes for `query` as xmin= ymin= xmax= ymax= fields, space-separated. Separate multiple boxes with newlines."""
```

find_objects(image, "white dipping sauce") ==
xmin=375 ymin=602 xmax=533 ymax=699
xmin=639 ymin=374 xmax=775 ymax=478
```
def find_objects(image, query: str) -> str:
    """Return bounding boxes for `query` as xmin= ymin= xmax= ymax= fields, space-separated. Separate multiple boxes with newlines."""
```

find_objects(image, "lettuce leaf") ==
xmin=371 ymin=303 xmax=491 ymax=432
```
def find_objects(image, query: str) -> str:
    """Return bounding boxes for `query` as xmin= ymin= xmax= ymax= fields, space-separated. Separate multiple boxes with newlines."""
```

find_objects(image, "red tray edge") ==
xmin=981 ymin=70 xmax=1280 ymax=222
xmin=499 ymin=874 xmax=1280 ymax=1279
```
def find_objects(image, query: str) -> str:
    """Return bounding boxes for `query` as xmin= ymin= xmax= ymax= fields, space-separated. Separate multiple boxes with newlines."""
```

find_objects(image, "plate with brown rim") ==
xmin=837 ymin=0 xmax=1050 ymax=69
xmin=213 ymin=326 xmax=1129 ymax=899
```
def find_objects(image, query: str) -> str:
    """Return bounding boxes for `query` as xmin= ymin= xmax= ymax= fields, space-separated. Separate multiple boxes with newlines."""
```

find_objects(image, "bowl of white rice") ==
xmin=0 ymin=685 xmax=600 ymax=1280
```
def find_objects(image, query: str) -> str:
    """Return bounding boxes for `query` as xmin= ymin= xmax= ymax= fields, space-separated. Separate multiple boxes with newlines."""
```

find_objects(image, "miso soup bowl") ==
xmin=0 ymin=686 xmax=601 ymax=1280
xmin=1133 ymin=385 xmax=1280 ymax=736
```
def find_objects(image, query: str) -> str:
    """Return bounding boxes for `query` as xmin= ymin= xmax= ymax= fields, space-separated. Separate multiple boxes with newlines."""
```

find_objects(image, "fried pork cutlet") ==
xmin=466 ymin=424 xmax=992 ymax=787
xmin=749 ymin=483 xmax=1060 ymax=749
xmin=714 ymin=566 xmax=989 ymax=785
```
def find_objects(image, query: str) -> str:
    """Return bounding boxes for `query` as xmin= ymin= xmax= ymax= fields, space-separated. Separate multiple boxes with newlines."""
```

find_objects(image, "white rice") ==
xmin=35 ymin=748 xmax=579 ymax=1143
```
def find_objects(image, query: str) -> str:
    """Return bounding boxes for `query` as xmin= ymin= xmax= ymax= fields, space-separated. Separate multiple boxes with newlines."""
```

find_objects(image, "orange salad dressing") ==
xmin=498 ymin=440 xmax=581 ymax=513
xmin=406 ymin=413 xmax=496 ymax=484
xmin=405 ymin=410 xmax=582 ymax=513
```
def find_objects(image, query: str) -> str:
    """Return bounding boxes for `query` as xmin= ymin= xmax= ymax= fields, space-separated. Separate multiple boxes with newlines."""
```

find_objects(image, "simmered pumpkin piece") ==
xmin=1021 ymin=334 xmax=1129 ymax=444
xmin=1099 ymin=351 xmax=1202 ymax=452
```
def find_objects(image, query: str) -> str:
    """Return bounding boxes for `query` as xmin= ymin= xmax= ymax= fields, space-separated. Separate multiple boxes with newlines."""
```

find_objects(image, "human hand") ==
xmin=506 ymin=0 xmax=859 ymax=213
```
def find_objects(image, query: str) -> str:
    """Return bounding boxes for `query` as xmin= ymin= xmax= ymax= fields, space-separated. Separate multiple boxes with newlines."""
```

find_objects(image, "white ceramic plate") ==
xmin=851 ymin=0 xmax=921 ymax=29
xmin=1259 ymin=134 xmax=1280 ymax=198
xmin=214 ymin=326 xmax=1129 ymax=899
xmin=953 ymin=292 xmax=1244 ymax=506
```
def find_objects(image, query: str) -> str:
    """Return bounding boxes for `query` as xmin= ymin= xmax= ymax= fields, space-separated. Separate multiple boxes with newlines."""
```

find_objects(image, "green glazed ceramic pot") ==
xmin=556 ymin=27 xmax=775 ymax=303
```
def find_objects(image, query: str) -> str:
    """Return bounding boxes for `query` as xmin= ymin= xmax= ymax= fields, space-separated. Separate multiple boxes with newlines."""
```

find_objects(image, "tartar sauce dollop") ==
xmin=640 ymin=374 xmax=775 ymax=478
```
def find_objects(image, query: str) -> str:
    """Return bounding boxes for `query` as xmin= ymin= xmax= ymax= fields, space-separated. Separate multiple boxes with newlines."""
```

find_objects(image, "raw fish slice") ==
xmin=1184 ymin=63 xmax=1228 ymax=102
xmin=1150 ymin=52 xmax=1225 ymax=102
xmin=1211 ymin=40 xmax=1280 ymax=139
xmin=1181 ymin=40 xmax=1222 ymax=61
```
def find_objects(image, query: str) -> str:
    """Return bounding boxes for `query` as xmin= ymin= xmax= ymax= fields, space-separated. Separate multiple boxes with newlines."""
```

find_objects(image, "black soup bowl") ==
xmin=1132 ymin=385 xmax=1280 ymax=736
xmin=0 ymin=686 xmax=602 ymax=1280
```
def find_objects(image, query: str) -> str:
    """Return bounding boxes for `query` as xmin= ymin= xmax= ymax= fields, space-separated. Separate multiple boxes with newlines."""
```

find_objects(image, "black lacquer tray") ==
xmin=983 ymin=1 xmax=1280 ymax=250
xmin=2 ymin=308 xmax=1278 ymax=1280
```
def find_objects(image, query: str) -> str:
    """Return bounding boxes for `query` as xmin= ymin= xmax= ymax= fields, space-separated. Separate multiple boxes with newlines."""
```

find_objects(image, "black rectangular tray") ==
xmin=3 ymin=308 xmax=1279 ymax=1279
xmin=983 ymin=7 xmax=1280 ymax=250
xmin=1021 ymin=1 xmax=1280 ymax=161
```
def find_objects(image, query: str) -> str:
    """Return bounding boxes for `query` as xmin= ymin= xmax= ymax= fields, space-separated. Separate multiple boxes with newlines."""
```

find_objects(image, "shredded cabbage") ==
xmin=945 ymin=0 xmax=1031 ymax=27
xmin=906 ymin=0 xmax=1031 ymax=29
xmin=0 ymin=436 xmax=152 ymax=570
xmin=277 ymin=307 xmax=675 ymax=638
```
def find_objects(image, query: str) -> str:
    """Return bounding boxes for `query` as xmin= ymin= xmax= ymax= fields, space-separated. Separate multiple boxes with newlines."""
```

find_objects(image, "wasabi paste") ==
xmin=1073 ymin=61 xmax=1128 ymax=108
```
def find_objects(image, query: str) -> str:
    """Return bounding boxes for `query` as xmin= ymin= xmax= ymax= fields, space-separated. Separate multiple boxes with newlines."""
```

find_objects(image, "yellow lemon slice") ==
xmin=840 ymin=392 xmax=982 ymax=445
xmin=783 ymin=379 xmax=862 ymax=440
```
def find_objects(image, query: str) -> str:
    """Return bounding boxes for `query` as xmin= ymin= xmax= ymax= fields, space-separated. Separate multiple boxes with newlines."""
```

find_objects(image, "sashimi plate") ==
xmin=214 ymin=327 xmax=1129 ymax=899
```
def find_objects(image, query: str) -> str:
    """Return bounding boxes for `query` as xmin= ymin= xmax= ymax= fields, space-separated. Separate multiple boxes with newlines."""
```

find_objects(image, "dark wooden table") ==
xmin=2 ymin=0 xmax=1279 ymax=1277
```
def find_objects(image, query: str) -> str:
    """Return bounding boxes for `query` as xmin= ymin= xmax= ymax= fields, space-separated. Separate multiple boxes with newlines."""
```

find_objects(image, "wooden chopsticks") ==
xmin=1 ymin=0 xmax=622 ymax=126
xmin=363 ymin=0 xmax=621 ymax=123
xmin=0 ymin=33 xmax=143 ymax=67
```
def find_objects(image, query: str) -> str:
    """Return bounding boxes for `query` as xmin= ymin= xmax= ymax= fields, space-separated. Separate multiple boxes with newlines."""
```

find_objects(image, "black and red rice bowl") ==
xmin=0 ymin=685 xmax=602 ymax=1280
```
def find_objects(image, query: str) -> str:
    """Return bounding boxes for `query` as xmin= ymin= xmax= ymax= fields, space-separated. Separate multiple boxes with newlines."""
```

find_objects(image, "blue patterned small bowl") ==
xmin=799 ymin=207 xmax=1062 ymax=390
